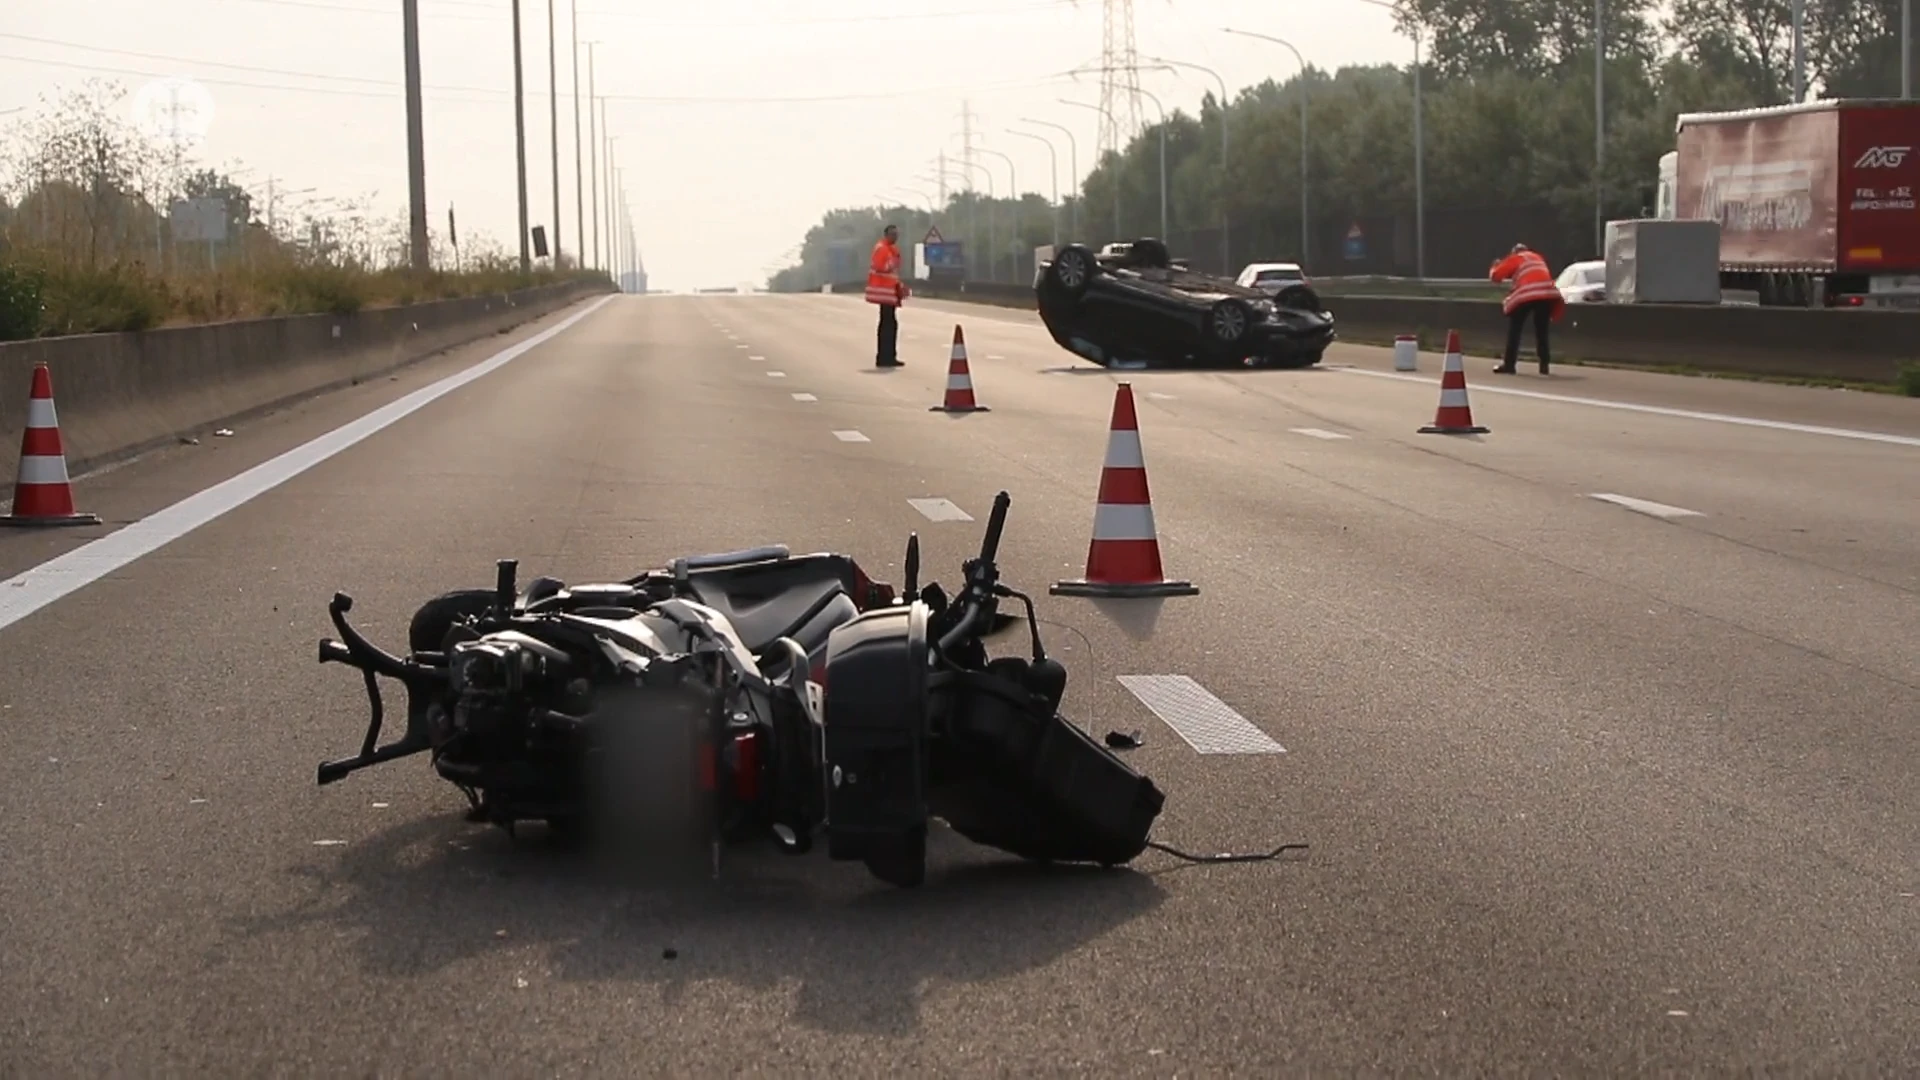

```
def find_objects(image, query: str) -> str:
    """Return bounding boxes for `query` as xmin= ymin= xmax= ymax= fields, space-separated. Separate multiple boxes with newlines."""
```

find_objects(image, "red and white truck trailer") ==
xmin=1655 ymin=98 xmax=1920 ymax=308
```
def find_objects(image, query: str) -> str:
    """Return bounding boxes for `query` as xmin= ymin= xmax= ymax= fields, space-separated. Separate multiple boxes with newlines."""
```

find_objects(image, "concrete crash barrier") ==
xmin=0 ymin=278 xmax=614 ymax=476
xmin=910 ymin=281 xmax=1920 ymax=386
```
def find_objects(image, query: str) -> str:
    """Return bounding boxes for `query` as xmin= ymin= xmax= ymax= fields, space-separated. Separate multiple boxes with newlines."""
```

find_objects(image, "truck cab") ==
xmin=1655 ymin=151 xmax=1677 ymax=221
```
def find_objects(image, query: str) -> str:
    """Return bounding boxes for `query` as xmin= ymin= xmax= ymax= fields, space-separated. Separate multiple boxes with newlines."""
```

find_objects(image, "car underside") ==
xmin=1033 ymin=239 xmax=1337 ymax=370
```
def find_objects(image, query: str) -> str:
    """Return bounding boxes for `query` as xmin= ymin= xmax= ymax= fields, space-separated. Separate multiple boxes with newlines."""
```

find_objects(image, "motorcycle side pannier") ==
xmin=932 ymin=668 xmax=1165 ymax=867
xmin=818 ymin=603 xmax=932 ymax=883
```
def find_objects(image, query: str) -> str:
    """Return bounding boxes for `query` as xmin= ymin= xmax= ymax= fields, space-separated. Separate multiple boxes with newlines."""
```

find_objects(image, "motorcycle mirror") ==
xmin=904 ymin=532 xmax=920 ymax=597
xmin=494 ymin=559 xmax=519 ymax=616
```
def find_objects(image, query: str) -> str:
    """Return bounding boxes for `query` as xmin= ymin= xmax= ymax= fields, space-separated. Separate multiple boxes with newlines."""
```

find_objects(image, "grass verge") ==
xmin=0 ymin=249 xmax=609 ymax=342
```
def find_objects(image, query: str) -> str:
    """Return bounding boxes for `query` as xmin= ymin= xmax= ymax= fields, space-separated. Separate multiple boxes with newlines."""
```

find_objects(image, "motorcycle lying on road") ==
xmin=313 ymin=491 xmax=1169 ymax=887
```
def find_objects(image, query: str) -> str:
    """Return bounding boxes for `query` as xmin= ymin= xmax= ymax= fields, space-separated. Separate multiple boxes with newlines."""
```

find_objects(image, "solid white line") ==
xmin=907 ymin=497 xmax=973 ymax=522
xmin=0 ymin=295 xmax=617 ymax=635
xmin=791 ymin=392 xmax=817 ymax=401
xmin=1117 ymin=675 xmax=1285 ymax=755
xmin=832 ymin=430 xmax=870 ymax=442
xmin=766 ymin=371 xmax=786 ymax=378
xmin=1589 ymin=493 xmax=1704 ymax=520
xmin=1333 ymin=367 xmax=1920 ymax=448
xmin=1289 ymin=427 xmax=1351 ymax=441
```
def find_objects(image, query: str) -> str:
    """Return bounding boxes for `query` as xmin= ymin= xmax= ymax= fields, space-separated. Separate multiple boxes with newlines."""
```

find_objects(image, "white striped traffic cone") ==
xmin=1417 ymin=330 xmax=1489 ymax=435
xmin=1 ymin=363 xmax=101 ymax=528
xmin=929 ymin=324 xmax=989 ymax=412
xmin=1051 ymin=381 xmax=1197 ymax=598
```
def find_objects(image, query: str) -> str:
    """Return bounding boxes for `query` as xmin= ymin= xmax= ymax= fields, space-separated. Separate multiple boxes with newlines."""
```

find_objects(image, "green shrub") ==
xmin=37 ymin=260 xmax=168 ymax=335
xmin=1898 ymin=361 xmax=1920 ymax=397
xmin=0 ymin=260 xmax=46 ymax=341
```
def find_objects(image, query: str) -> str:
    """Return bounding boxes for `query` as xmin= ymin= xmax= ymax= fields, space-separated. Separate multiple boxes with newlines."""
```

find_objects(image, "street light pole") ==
xmin=571 ymin=0 xmax=583 ymax=269
xmin=1131 ymin=86 xmax=1170 ymax=243
xmin=511 ymin=0 xmax=531 ymax=274
xmin=1019 ymin=117 xmax=1078 ymax=241
xmin=1792 ymin=0 xmax=1805 ymax=102
xmin=1058 ymin=98 xmax=1120 ymax=239
xmin=1144 ymin=55 xmax=1231 ymax=273
xmin=1593 ymin=0 xmax=1607 ymax=258
xmin=954 ymin=158 xmax=997 ymax=281
xmin=547 ymin=0 xmax=561 ymax=265
xmin=979 ymin=145 xmax=1018 ymax=279
xmin=402 ymin=0 xmax=430 ymax=270
xmin=1222 ymin=28 xmax=1310 ymax=267
xmin=1006 ymin=128 xmax=1060 ymax=249
xmin=586 ymin=44 xmax=599 ymax=272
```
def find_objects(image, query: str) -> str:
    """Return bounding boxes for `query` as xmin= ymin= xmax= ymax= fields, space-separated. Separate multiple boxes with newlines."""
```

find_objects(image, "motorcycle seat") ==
xmin=684 ymin=557 xmax=857 ymax=657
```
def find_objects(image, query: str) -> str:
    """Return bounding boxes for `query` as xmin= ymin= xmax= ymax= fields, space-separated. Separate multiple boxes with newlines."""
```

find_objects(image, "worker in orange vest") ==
xmin=866 ymin=224 xmax=909 ymax=367
xmin=1488 ymin=243 xmax=1564 ymax=375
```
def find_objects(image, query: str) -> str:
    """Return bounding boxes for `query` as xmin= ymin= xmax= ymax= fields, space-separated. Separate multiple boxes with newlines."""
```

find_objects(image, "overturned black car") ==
xmin=1034 ymin=239 xmax=1336 ymax=369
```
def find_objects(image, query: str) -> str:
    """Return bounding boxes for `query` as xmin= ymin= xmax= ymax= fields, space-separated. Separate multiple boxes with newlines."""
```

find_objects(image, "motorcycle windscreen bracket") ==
xmin=818 ymin=601 xmax=932 ymax=866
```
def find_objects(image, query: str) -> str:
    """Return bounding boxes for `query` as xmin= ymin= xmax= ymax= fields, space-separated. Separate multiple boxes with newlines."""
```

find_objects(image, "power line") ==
xmin=0 ymin=46 xmax=1078 ymax=106
xmin=213 ymin=0 xmax=1078 ymax=27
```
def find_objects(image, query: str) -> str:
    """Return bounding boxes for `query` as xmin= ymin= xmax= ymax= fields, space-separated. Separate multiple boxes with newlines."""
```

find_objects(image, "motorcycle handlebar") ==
xmin=937 ymin=490 xmax=1013 ymax=653
xmin=976 ymin=490 xmax=1010 ymax=566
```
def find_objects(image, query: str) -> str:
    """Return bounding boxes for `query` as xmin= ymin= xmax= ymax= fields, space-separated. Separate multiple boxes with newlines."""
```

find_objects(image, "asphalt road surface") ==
xmin=3 ymin=292 xmax=1916 ymax=1076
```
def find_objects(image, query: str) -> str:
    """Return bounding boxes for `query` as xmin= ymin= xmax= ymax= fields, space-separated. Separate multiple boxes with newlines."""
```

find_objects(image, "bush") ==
xmin=1899 ymin=360 xmax=1920 ymax=397
xmin=0 ymin=260 xmax=46 ymax=341
xmin=37 ymin=258 xmax=168 ymax=335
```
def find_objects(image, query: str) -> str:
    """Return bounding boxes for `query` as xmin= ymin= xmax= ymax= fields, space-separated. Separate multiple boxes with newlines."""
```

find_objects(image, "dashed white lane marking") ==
xmin=987 ymin=354 xmax=1005 ymax=360
xmin=907 ymin=497 xmax=973 ymax=522
xmin=1147 ymin=391 xmax=1177 ymax=400
xmin=1117 ymin=675 xmax=1285 ymax=755
xmin=1333 ymin=367 xmax=1920 ymax=449
xmin=791 ymin=392 xmax=818 ymax=402
xmin=1289 ymin=427 xmax=1350 ymax=440
xmin=735 ymin=344 xmax=749 ymax=349
xmin=0 ymin=294 xmax=618 ymax=635
xmin=749 ymin=354 xmax=766 ymax=360
xmin=832 ymin=430 xmax=870 ymax=442
xmin=766 ymin=371 xmax=787 ymax=378
xmin=1589 ymin=493 xmax=1704 ymax=520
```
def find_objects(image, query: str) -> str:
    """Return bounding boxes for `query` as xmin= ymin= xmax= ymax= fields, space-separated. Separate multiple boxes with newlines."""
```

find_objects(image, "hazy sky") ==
xmin=4 ymin=0 xmax=1414 ymax=290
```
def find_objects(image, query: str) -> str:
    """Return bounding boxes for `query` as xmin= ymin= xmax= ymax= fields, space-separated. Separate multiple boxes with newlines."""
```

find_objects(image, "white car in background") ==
xmin=1234 ymin=262 xmax=1309 ymax=295
xmin=1556 ymin=259 xmax=1607 ymax=302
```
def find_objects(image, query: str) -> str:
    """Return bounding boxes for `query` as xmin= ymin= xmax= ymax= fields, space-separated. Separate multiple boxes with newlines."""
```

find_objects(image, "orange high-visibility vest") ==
xmin=1489 ymin=249 xmax=1565 ymax=319
xmin=866 ymin=238 xmax=906 ymax=306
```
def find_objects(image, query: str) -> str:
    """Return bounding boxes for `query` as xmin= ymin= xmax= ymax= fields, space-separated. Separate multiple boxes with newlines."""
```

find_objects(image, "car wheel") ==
xmin=1048 ymin=244 xmax=1097 ymax=298
xmin=1204 ymin=298 xmax=1253 ymax=345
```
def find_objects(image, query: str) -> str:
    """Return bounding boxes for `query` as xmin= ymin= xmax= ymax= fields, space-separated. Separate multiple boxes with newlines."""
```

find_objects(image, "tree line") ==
xmin=771 ymin=0 xmax=1913 ymax=289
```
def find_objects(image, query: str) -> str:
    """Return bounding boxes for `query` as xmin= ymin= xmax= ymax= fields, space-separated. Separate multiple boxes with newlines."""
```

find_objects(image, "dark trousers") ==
xmin=875 ymin=304 xmax=899 ymax=364
xmin=1501 ymin=300 xmax=1552 ymax=371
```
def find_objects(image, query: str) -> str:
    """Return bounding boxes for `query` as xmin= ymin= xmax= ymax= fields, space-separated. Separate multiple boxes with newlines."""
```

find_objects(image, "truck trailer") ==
xmin=1654 ymin=98 xmax=1920 ymax=308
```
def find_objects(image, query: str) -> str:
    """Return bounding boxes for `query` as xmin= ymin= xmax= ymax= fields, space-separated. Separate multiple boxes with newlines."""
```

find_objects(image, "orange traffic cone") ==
xmin=1417 ymin=330 xmax=1489 ymax=435
xmin=1051 ymin=382 xmax=1197 ymax=598
xmin=929 ymin=324 xmax=989 ymax=413
xmin=1 ymin=363 xmax=101 ymax=528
